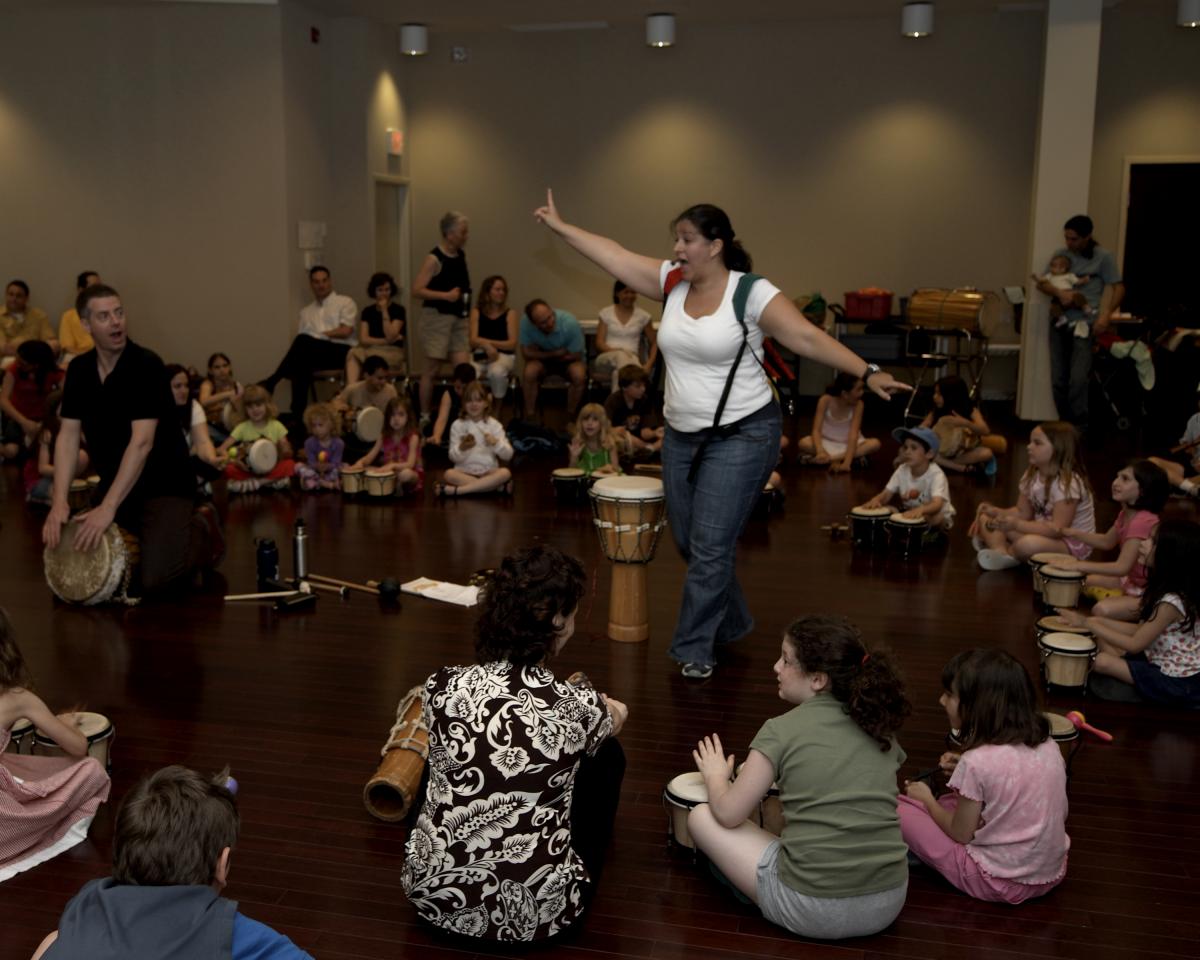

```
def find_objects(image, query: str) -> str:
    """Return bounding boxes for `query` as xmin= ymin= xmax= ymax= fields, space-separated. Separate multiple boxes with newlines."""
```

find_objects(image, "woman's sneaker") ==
xmin=681 ymin=662 xmax=714 ymax=680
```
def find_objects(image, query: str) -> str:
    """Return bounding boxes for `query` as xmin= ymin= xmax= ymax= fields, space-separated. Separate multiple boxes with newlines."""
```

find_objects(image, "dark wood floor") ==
xmin=3 ymin=405 xmax=1199 ymax=960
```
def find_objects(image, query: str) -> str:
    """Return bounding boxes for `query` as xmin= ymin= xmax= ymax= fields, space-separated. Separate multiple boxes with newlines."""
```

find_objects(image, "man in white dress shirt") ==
xmin=261 ymin=265 xmax=357 ymax=418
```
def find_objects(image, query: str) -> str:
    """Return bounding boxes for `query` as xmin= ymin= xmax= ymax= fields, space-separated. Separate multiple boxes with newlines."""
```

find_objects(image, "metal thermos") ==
xmin=461 ymin=289 xmax=471 ymax=318
xmin=292 ymin=518 xmax=308 ymax=582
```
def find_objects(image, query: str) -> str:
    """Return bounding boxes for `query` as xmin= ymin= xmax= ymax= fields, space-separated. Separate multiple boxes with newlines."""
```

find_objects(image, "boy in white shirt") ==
xmin=860 ymin=426 xmax=954 ymax=531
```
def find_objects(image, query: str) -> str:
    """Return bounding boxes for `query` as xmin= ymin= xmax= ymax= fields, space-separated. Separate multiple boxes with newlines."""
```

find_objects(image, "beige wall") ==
xmin=400 ymin=11 xmax=1044 ymax=326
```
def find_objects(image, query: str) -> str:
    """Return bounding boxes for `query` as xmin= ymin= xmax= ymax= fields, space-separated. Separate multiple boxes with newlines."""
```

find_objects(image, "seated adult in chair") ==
xmin=520 ymin=299 xmax=586 ymax=420
xmin=347 ymin=270 xmax=406 ymax=385
xmin=1 ymin=279 xmax=58 ymax=366
xmin=260 ymin=265 xmax=357 ymax=418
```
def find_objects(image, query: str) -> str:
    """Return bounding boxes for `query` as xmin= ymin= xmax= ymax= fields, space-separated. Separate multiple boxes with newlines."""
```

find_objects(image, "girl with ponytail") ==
xmin=688 ymin=616 xmax=911 ymax=939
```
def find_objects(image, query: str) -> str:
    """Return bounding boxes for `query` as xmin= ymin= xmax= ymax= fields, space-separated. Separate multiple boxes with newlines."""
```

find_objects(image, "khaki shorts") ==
xmin=348 ymin=343 xmax=407 ymax=375
xmin=420 ymin=307 xmax=469 ymax=361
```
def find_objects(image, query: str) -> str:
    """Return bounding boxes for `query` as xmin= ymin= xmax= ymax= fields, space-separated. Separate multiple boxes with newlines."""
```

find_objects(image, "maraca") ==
xmin=1066 ymin=710 xmax=1113 ymax=742
xmin=318 ymin=450 xmax=328 ymax=463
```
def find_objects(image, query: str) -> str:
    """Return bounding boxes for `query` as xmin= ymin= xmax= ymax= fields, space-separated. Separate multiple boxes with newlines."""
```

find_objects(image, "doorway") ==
xmin=1119 ymin=159 xmax=1200 ymax=320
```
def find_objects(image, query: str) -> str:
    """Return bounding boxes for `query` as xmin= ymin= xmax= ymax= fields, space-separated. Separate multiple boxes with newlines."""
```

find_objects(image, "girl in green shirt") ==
xmin=567 ymin=403 xmax=620 ymax=477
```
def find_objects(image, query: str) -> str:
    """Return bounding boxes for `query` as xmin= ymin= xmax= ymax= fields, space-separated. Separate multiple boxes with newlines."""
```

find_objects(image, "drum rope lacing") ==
xmin=591 ymin=519 xmax=667 ymax=534
xmin=381 ymin=684 xmax=429 ymax=759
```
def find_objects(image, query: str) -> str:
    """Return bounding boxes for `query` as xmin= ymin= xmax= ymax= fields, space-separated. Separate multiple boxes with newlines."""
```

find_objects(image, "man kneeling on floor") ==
xmin=32 ymin=765 xmax=312 ymax=960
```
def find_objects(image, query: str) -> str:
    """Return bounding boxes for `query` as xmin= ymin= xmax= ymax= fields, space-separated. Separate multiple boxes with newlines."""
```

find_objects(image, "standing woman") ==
xmin=468 ymin=275 xmax=519 ymax=399
xmin=412 ymin=211 xmax=471 ymax=420
xmin=534 ymin=191 xmax=909 ymax=679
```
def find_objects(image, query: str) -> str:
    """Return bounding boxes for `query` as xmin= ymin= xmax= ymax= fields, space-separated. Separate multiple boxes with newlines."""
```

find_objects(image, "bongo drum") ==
xmin=590 ymin=476 xmax=667 ymax=643
xmin=1044 ymin=711 xmax=1081 ymax=777
xmin=1028 ymin=552 xmax=1065 ymax=595
xmin=246 ymin=437 xmax=278 ymax=475
xmin=551 ymin=467 xmax=587 ymax=505
xmin=355 ymin=406 xmax=384 ymax=443
xmin=33 ymin=711 xmax=115 ymax=771
xmin=848 ymin=506 xmax=891 ymax=550
xmin=887 ymin=514 xmax=928 ymax=558
xmin=340 ymin=465 xmax=365 ymax=495
xmin=663 ymin=771 xmax=707 ymax=851
xmin=364 ymin=469 xmax=396 ymax=497
xmin=1041 ymin=566 xmax=1084 ymax=608
xmin=8 ymin=718 xmax=35 ymax=755
xmin=68 ymin=479 xmax=91 ymax=512
xmin=44 ymin=522 xmax=141 ymax=605
xmin=1038 ymin=632 xmax=1097 ymax=690
xmin=1035 ymin=615 xmax=1091 ymax=645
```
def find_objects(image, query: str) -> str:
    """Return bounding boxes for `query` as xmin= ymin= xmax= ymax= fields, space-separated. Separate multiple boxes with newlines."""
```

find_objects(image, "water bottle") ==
xmin=256 ymin=538 xmax=280 ymax=587
xmin=460 ymin=289 xmax=471 ymax=318
xmin=292 ymin=518 xmax=308 ymax=583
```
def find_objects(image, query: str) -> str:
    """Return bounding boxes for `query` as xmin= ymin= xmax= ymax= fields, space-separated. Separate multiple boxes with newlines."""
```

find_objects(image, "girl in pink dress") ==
xmin=355 ymin=395 xmax=424 ymax=494
xmin=898 ymin=649 xmax=1069 ymax=904
xmin=0 ymin=609 xmax=110 ymax=882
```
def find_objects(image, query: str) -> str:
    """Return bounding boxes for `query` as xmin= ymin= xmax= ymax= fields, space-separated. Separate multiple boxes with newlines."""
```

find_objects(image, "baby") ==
xmin=1036 ymin=255 xmax=1091 ymax=330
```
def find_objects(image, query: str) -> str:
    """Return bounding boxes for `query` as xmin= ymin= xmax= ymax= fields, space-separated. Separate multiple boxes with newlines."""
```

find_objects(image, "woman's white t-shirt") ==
xmin=597 ymin=305 xmax=652 ymax=355
xmin=655 ymin=260 xmax=781 ymax=433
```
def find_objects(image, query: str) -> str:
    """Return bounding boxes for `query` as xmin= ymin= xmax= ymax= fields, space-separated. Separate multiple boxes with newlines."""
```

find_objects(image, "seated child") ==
xmin=859 ymin=426 xmax=954 ymax=531
xmin=1057 ymin=519 xmax=1200 ymax=707
xmin=1052 ymin=460 xmax=1168 ymax=620
xmin=295 ymin=402 xmax=345 ymax=491
xmin=427 ymin=363 xmax=476 ymax=448
xmin=1149 ymin=388 xmax=1200 ymax=497
xmin=24 ymin=391 xmax=90 ymax=505
xmin=1 ymin=339 xmax=63 ymax=461
xmin=437 ymin=382 xmax=513 ymax=497
xmin=332 ymin=355 xmax=397 ymax=420
xmin=197 ymin=351 xmax=243 ymax=446
xmin=972 ymin=421 xmax=1094 ymax=571
xmin=216 ymin=385 xmax=296 ymax=493
xmin=798 ymin=372 xmax=879 ymax=472
xmin=1035 ymin=254 xmax=1091 ymax=332
xmin=354 ymin=396 xmax=423 ymax=494
xmin=1 ymin=607 xmax=110 ymax=883
xmin=919 ymin=375 xmax=1000 ymax=475
xmin=603 ymin=364 xmax=662 ymax=457
xmin=168 ymin=364 xmax=223 ymax=492
xmin=30 ymin=764 xmax=312 ymax=959
xmin=687 ymin=615 xmax=910 ymax=939
xmin=568 ymin=403 xmax=620 ymax=477
xmin=899 ymin=649 xmax=1068 ymax=904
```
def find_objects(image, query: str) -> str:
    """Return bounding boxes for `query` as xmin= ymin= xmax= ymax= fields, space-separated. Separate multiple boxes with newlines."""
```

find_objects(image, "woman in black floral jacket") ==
xmin=402 ymin=545 xmax=629 ymax=943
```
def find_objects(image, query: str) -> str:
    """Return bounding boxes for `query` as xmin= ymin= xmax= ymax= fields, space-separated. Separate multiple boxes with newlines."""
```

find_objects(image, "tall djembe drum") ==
xmin=589 ymin=475 xmax=667 ymax=642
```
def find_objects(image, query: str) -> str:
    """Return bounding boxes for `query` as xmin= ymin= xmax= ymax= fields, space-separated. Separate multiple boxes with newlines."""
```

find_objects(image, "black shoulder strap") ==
xmin=710 ymin=273 xmax=765 ymax=431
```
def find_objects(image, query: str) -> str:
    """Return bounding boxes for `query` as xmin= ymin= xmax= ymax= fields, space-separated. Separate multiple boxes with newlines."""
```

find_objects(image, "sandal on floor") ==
xmin=434 ymin=481 xmax=456 ymax=498
xmin=498 ymin=480 xmax=514 ymax=497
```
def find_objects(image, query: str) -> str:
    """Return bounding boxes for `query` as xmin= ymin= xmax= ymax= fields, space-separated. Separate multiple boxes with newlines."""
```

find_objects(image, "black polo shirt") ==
xmin=62 ymin=340 xmax=194 ymax=507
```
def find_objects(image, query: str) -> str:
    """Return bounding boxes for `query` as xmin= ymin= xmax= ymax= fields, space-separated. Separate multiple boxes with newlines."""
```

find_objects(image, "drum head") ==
xmin=1030 ymin=552 xmax=1065 ymax=566
xmin=37 ymin=711 xmax=111 ymax=742
xmin=356 ymin=406 xmax=384 ymax=442
xmin=850 ymin=506 xmax=891 ymax=517
xmin=11 ymin=717 xmax=33 ymax=735
xmin=69 ymin=479 xmax=89 ymax=492
xmin=44 ymin=523 xmax=121 ymax=603
xmin=1037 ymin=616 xmax=1089 ymax=635
xmin=247 ymin=438 xmax=278 ymax=475
xmin=665 ymin=771 xmax=708 ymax=804
xmin=340 ymin=465 xmax=364 ymax=475
xmin=1042 ymin=566 xmax=1083 ymax=583
xmin=591 ymin=475 xmax=664 ymax=500
xmin=366 ymin=469 xmax=393 ymax=479
xmin=1044 ymin=711 xmax=1078 ymax=741
xmin=86 ymin=475 xmax=101 ymax=488
xmin=888 ymin=514 xmax=927 ymax=526
xmin=553 ymin=468 xmax=585 ymax=479
xmin=1040 ymin=631 xmax=1096 ymax=654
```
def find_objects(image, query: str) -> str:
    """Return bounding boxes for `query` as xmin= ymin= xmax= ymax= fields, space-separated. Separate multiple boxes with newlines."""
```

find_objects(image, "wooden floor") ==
xmin=3 ymin=406 xmax=1199 ymax=960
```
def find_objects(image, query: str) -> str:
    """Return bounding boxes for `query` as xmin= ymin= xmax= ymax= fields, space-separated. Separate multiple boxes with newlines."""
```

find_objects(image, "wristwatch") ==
xmin=862 ymin=363 xmax=882 ymax=382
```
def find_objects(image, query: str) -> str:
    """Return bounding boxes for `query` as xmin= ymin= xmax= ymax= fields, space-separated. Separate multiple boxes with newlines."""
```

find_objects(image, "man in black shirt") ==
xmin=42 ymin=284 xmax=221 ymax=595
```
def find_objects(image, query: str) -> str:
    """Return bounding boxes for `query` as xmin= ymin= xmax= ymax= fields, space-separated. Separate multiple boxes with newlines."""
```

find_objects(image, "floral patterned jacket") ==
xmin=402 ymin=661 xmax=613 ymax=941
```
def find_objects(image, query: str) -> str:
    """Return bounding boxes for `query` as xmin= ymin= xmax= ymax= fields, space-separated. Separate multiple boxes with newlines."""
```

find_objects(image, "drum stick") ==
xmin=307 ymin=572 xmax=379 ymax=596
xmin=1066 ymin=710 xmax=1114 ymax=742
xmin=303 ymin=580 xmax=349 ymax=599
xmin=1169 ymin=436 xmax=1200 ymax=455
xmin=225 ymin=590 xmax=302 ymax=602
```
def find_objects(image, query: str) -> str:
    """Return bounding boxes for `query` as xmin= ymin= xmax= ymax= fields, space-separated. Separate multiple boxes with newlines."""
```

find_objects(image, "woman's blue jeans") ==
xmin=661 ymin=405 xmax=781 ymax=668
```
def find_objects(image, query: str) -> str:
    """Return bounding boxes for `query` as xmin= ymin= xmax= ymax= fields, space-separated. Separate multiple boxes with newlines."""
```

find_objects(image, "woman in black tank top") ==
xmin=469 ymin=275 xmax=519 ymax=400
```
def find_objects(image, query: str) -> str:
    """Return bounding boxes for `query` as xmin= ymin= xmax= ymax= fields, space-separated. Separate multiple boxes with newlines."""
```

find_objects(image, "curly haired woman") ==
xmin=402 ymin=545 xmax=628 ymax=943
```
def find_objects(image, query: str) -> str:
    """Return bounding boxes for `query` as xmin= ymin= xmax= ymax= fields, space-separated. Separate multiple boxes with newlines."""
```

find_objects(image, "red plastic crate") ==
xmin=843 ymin=291 xmax=894 ymax=320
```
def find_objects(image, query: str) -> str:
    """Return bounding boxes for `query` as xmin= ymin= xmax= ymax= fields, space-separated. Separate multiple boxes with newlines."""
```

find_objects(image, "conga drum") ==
xmin=44 ymin=522 xmax=141 ymax=605
xmin=551 ymin=467 xmax=587 ymax=505
xmin=1041 ymin=566 xmax=1084 ymax=608
xmin=355 ymin=407 xmax=384 ymax=443
xmin=887 ymin=514 xmax=928 ymax=558
xmin=8 ymin=718 xmax=35 ymax=755
xmin=847 ymin=506 xmax=890 ymax=550
xmin=246 ymin=438 xmax=278 ymax=475
xmin=589 ymin=476 xmax=667 ymax=643
xmin=1038 ymin=632 xmax=1097 ymax=690
xmin=33 ymin=711 xmax=115 ymax=771
xmin=1028 ymin=552 xmax=1065 ymax=595
xmin=340 ymin=465 xmax=365 ymax=495
xmin=663 ymin=771 xmax=707 ymax=851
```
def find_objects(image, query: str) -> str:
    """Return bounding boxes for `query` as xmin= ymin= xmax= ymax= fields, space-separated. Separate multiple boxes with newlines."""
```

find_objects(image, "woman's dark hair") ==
xmin=165 ymin=363 xmax=194 ymax=430
xmin=934 ymin=375 xmax=973 ymax=419
xmin=76 ymin=271 xmax=99 ymax=291
xmin=475 ymin=546 xmax=586 ymax=667
xmin=206 ymin=352 xmax=231 ymax=374
xmin=671 ymin=204 xmax=752 ymax=272
xmin=943 ymin=648 xmax=1047 ymax=751
xmin=785 ymin=615 xmax=909 ymax=751
xmin=367 ymin=271 xmax=397 ymax=299
xmin=1127 ymin=459 xmax=1170 ymax=514
xmin=479 ymin=275 xmax=507 ymax=308
xmin=0 ymin=607 xmax=33 ymax=692
xmin=612 ymin=279 xmax=629 ymax=304
xmin=825 ymin=372 xmax=860 ymax=397
xmin=113 ymin=765 xmax=239 ymax=886
xmin=1139 ymin=519 xmax=1200 ymax=631
xmin=16 ymin=339 xmax=57 ymax=390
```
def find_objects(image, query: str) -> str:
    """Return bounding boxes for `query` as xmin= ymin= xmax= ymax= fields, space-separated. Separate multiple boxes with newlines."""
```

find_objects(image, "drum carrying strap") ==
xmin=686 ymin=272 xmax=777 ymax=483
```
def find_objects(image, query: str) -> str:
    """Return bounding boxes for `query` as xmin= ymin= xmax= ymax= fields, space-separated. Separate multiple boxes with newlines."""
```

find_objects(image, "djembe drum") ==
xmin=44 ymin=522 xmax=141 ymax=606
xmin=589 ymin=476 xmax=667 ymax=643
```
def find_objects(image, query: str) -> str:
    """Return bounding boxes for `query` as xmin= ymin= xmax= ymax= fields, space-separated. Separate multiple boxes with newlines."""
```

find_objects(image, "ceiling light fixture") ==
xmin=1179 ymin=0 xmax=1200 ymax=27
xmin=646 ymin=13 xmax=676 ymax=48
xmin=399 ymin=24 xmax=428 ymax=56
xmin=901 ymin=3 xmax=934 ymax=38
